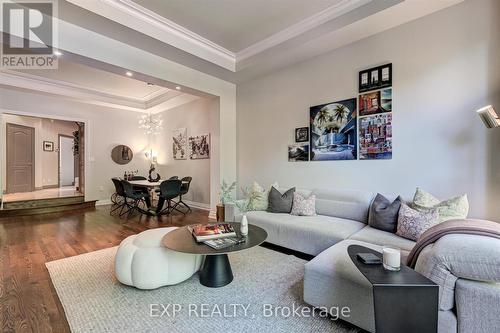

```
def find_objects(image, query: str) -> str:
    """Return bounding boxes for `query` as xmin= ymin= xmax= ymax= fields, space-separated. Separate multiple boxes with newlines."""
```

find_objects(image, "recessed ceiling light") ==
xmin=126 ymin=71 xmax=133 ymax=77
xmin=54 ymin=50 xmax=62 ymax=56
xmin=175 ymin=86 xmax=181 ymax=90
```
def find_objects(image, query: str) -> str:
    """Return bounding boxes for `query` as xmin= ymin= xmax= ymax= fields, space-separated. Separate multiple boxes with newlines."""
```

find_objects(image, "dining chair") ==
xmin=110 ymin=178 xmax=127 ymax=216
xmin=156 ymin=179 xmax=183 ymax=215
xmin=169 ymin=176 xmax=179 ymax=180
xmin=121 ymin=180 xmax=150 ymax=218
xmin=177 ymin=177 xmax=192 ymax=213
xmin=130 ymin=176 xmax=147 ymax=181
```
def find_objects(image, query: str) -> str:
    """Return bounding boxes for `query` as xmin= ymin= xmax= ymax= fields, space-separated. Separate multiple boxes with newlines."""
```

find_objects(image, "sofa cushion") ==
xmin=368 ymin=193 xmax=402 ymax=232
xmin=349 ymin=225 xmax=416 ymax=253
xmin=290 ymin=193 xmax=316 ymax=216
xmin=313 ymin=189 xmax=375 ymax=223
xmin=247 ymin=181 xmax=269 ymax=211
xmin=412 ymin=187 xmax=469 ymax=223
xmin=397 ymin=203 xmax=440 ymax=241
xmin=245 ymin=211 xmax=365 ymax=255
xmin=267 ymin=186 xmax=295 ymax=213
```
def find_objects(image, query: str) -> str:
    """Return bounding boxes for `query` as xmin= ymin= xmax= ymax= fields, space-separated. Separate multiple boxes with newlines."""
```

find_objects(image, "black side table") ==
xmin=347 ymin=245 xmax=438 ymax=333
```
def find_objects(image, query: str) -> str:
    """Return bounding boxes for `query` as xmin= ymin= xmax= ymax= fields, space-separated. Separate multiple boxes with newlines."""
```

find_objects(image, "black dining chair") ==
xmin=121 ymin=180 xmax=150 ymax=218
xmin=130 ymin=176 xmax=147 ymax=181
xmin=110 ymin=178 xmax=127 ymax=216
xmin=156 ymin=179 xmax=183 ymax=215
xmin=129 ymin=175 xmax=151 ymax=208
xmin=177 ymin=176 xmax=192 ymax=213
xmin=155 ymin=176 xmax=179 ymax=194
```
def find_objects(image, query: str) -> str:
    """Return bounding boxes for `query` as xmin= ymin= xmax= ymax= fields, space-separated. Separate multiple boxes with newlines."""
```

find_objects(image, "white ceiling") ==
xmin=131 ymin=0 xmax=344 ymax=52
xmin=0 ymin=58 xmax=200 ymax=113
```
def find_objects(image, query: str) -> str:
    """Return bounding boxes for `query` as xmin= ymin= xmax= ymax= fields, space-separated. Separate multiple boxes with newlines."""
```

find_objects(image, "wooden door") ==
xmin=6 ymin=123 xmax=35 ymax=193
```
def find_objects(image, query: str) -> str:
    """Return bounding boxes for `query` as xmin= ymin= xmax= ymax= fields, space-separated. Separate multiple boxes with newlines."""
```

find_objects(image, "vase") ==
xmin=240 ymin=214 xmax=249 ymax=236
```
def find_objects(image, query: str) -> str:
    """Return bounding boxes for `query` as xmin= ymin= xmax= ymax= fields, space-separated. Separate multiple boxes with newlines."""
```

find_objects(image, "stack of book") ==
xmin=188 ymin=223 xmax=244 ymax=250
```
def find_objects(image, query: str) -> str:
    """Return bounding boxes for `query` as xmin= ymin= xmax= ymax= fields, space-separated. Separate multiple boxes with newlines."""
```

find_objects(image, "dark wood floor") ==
xmin=0 ymin=205 xmax=210 ymax=333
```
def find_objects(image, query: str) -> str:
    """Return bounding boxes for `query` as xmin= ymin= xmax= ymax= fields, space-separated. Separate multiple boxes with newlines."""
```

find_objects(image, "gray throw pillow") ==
xmin=267 ymin=186 xmax=295 ymax=213
xmin=368 ymin=194 xmax=403 ymax=233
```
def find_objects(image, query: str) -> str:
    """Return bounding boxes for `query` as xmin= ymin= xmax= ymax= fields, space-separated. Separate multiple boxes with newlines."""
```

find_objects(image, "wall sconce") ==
xmin=476 ymin=105 xmax=499 ymax=128
xmin=145 ymin=149 xmax=158 ymax=163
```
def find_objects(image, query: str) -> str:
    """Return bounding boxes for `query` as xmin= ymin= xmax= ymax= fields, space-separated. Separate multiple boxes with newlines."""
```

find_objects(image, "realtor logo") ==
xmin=1 ymin=0 xmax=58 ymax=69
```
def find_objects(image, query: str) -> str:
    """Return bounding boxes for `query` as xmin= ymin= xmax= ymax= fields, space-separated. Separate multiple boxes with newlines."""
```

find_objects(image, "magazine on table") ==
xmin=188 ymin=223 xmax=237 ymax=242
xmin=204 ymin=237 xmax=245 ymax=250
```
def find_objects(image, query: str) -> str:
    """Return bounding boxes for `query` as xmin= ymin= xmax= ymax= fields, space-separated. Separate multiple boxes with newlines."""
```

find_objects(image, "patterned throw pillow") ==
xmin=412 ymin=188 xmax=469 ymax=223
xmin=291 ymin=193 xmax=317 ymax=216
xmin=247 ymin=182 xmax=269 ymax=211
xmin=396 ymin=203 xmax=440 ymax=241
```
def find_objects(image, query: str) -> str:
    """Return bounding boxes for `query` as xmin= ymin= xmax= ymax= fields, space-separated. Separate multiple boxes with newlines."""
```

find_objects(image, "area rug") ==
xmin=46 ymin=246 xmax=359 ymax=333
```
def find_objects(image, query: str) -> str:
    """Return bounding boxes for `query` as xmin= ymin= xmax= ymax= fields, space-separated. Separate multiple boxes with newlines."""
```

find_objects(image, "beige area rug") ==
xmin=46 ymin=246 xmax=359 ymax=333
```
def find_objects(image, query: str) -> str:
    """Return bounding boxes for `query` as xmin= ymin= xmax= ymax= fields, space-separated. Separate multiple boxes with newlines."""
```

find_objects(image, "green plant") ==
xmin=219 ymin=180 xmax=236 ymax=205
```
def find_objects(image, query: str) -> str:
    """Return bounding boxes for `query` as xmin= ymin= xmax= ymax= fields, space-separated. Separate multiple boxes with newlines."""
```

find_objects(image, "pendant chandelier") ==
xmin=138 ymin=112 xmax=163 ymax=135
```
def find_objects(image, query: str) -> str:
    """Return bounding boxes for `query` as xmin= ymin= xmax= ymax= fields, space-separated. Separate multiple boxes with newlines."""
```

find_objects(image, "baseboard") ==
xmin=96 ymin=199 xmax=112 ymax=206
xmin=42 ymin=184 xmax=59 ymax=189
xmin=183 ymin=200 xmax=210 ymax=211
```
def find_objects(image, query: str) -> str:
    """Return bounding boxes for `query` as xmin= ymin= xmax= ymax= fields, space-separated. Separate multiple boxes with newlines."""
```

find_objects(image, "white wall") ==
xmin=237 ymin=0 xmax=500 ymax=220
xmin=153 ymin=98 xmax=218 ymax=206
xmin=1 ymin=87 xmax=151 ymax=202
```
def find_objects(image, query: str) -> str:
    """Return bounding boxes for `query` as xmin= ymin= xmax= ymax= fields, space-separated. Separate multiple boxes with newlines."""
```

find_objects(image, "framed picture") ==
xmin=359 ymin=113 xmax=392 ymax=160
xmin=189 ymin=134 xmax=210 ymax=159
xmin=172 ymin=128 xmax=187 ymax=160
xmin=43 ymin=141 xmax=54 ymax=152
xmin=359 ymin=88 xmax=392 ymax=116
xmin=295 ymin=127 xmax=309 ymax=142
xmin=359 ymin=63 xmax=392 ymax=92
xmin=288 ymin=144 xmax=309 ymax=162
xmin=309 ymin=98 xmax=357 ymax=161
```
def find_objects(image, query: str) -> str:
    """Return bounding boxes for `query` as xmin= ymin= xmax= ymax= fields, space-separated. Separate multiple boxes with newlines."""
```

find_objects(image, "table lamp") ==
xmin=477 ymin=105 xmax=499 ymax=128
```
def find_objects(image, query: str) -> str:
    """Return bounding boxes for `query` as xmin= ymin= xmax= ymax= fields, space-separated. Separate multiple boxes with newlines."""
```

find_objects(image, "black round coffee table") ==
xmin=162 ymin=222 xmax=267 ymax=288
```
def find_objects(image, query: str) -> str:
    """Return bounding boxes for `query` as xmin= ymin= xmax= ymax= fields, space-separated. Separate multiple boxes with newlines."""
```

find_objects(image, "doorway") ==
xmin=6 ymin=123 xmax=35 ymax=194
xmin=59 ymin=134 xmax=75 ymax=187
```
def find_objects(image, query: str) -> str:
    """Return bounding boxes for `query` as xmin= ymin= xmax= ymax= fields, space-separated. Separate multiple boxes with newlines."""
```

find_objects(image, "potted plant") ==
xmin=233 ymin=186 xmax=262 ymax=236
xmin=217 ymin=180 xmax=236 ymax=222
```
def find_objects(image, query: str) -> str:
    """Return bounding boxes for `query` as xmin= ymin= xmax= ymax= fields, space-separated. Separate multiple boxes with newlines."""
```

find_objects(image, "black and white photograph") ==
xmin=359 ymin=63 xmax=392 ymax=92
xmin=43 ymin=141 xmax=54 ymax=152
xmin=172 ymin=128 xmax=187 ymax=159
xmin=295 ymin=127 xmax=309 ymax=142
xmin=189 ymin=134 xmax=210 ymax=159
xmin=288 ymin=144 xmax=309 ymax=162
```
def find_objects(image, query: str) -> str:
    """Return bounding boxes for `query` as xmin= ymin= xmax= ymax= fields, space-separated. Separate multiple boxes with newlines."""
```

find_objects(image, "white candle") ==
xmin=383 ymin=247 xmax=401 ymax=271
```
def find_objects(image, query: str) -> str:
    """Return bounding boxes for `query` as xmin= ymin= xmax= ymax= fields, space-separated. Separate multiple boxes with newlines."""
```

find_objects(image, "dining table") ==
xmin=129 ymin=179 xmax=188 ymax=215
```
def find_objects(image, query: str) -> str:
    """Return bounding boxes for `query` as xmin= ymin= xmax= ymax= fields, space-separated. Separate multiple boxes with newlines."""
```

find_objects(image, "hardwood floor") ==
xmin=0 ymin=205 xmax=210 ymax=333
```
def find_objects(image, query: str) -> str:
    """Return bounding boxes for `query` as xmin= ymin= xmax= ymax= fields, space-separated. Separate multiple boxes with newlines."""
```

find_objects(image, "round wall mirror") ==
xmin=111 ymin=145 xmax=133 ymax=165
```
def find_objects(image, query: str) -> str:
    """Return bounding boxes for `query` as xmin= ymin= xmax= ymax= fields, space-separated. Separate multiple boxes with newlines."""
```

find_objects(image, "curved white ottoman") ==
xmin=115 ymin=227 xmax=203 ymax=290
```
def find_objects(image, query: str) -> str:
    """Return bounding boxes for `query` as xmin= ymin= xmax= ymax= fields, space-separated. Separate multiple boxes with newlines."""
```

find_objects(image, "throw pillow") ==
xmin=396 ymin=203 xmax=440 ymax=241
xmin=368 ymin=194 xmax=403 ymax=233
xmin=267 ymin=186 xmax=295 ymax=213
xmin=412 ymin=188 xmax=469 ymax=223
xmin=291 ymin=193 xmax=316 ymax=216
xmin=247 ymin=182 xmax=269 ymax=211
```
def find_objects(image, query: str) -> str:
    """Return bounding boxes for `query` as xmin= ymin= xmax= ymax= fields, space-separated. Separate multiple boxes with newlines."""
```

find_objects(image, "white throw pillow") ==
xmin=290 ymin=193 xmax=316 ymax=216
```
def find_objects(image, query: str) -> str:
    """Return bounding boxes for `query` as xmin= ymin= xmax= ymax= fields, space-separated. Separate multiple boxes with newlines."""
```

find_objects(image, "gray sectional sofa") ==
xmin=227 ymin=187 xmax=500 ymax=333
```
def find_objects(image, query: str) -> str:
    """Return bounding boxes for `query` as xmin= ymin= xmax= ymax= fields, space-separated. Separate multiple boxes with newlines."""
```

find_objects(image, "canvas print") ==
xmin=359 ymin=63 xmax=392 ymax=92
xmin=310 ymin=98 xmax=357 ymax=161
xmin=295 ymin=127 xmax=309 ymax=142
xmin=359 ymin=88 xmax=392 ymax=116
xmin=359 ymin=113 xmax=392 ymax=160
xmin=288 ymin=144 xmax=309 ymax=162
xmin=173 ymin=128 xmax=187 ymax=160
xmin=189 ymin=134 xmax=210 ymax=159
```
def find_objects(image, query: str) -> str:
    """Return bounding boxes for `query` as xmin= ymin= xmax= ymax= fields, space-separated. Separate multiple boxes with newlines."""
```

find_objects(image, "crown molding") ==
xmin=236 ymin=0 xmax=372 ymax=62
xmin=66 ymin=0 xmax=236 ymax=71
xmin=66 ymin=0 xmax=372 ymax=72
xmin=0 ymin=70 xmax=196 ymax=113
